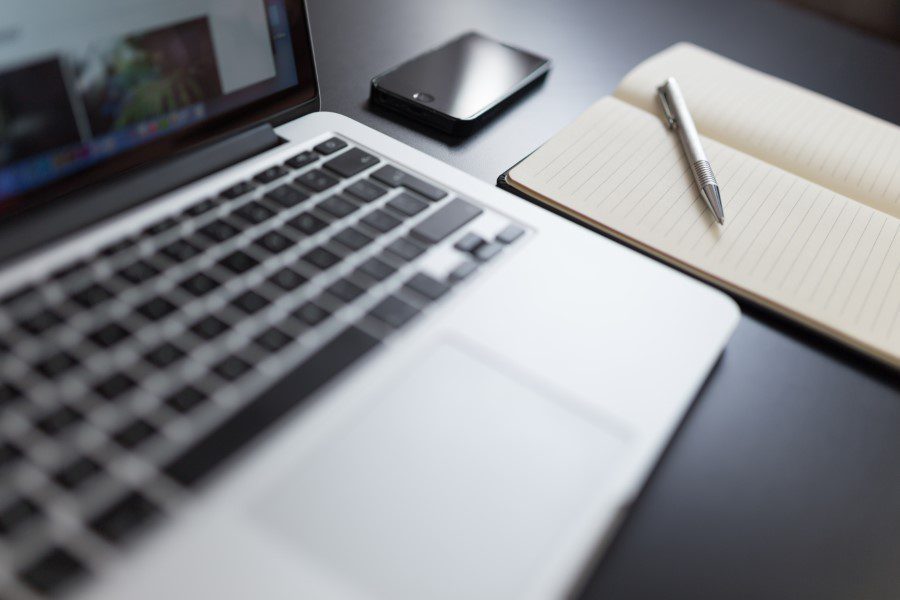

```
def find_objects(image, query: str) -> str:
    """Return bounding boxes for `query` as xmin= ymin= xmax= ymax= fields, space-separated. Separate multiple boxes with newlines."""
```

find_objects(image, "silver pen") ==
xmin=657 ymin=77 xmax=725 ymax=225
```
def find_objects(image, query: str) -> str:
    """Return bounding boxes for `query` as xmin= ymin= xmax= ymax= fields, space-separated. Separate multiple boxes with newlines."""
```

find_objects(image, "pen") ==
xmin=656 ymin=77 xmax=725 ymax=225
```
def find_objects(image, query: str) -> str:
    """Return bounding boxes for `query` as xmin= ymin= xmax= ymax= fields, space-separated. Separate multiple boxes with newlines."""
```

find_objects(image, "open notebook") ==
xmin=503 ymin=43 xmax=900 ymax=368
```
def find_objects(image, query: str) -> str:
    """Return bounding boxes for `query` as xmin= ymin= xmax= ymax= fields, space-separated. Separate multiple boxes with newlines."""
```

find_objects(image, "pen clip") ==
xmin=656 ymin=84 xmax=676 ymax=130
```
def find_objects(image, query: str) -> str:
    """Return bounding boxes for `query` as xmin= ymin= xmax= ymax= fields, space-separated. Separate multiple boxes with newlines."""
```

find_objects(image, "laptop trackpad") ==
xmin=252 ymin=340 xmax=629 ymax=600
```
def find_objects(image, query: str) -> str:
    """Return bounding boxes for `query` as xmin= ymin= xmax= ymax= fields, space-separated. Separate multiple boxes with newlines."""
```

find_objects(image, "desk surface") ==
xmin=307 ymin=0 xmax=900 ymax=597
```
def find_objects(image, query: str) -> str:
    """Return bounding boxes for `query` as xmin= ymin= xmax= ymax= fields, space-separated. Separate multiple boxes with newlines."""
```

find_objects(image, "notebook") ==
xmin=502 ymin=43 xmax=900 ymax=368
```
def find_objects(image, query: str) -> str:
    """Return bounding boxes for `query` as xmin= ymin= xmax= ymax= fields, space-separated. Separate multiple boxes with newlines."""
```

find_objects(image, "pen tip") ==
xmin=702 ymin=184 xmax=725 ymax=226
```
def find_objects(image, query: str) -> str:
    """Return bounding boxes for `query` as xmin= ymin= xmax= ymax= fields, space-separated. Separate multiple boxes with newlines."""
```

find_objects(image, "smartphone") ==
xmin=370 ymin=32 xmax=551 ymax=135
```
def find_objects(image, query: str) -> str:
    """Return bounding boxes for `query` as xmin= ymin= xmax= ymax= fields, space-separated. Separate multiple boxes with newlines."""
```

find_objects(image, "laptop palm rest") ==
xmin=251 ymin=339 xmax=630 ymax=600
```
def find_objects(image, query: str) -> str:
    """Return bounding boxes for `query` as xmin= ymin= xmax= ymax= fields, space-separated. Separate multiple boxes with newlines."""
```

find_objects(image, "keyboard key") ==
xmin=410 ymin=198 xmax=482 ymax=244
xmin=302 ymin=247 xmax=341 ymax=270
xmin=213 ymin=356 xmax=252 ymax=381
xmin=51 ymin=260 xmax=88 ymax=282
xmin=323 ymin=147 xmax=379 ymax=177
xmin=254 ymin=327 xmax=292 ymax=353
xmin=369 ymin=164 xmax=407 ymax=187
xmin=185 ymin=198 xmax=217 ymax=217
xmin=454 ymin=232 xmax=484 ymax=253
xmin=317 ymin=194 xmax=359 ymax=219
xmin=100 ymin=237 xmax=136 ymax=257
xmin=36 ymin=407 xmax=82 ymax=435
xmin=232 ymin=291 xmax=268 ymax=314
xmin=288 ymin=212 xmax=329 ymax=235
xmin=345 ymin=179 xmax=387 ymax=202
xmin=71 ymin=283 xmax=113 ymax=308
xmin=475 ymin=241 xmax=503 ymax=262
xmin=90 ymin=492 xmax=160 ymax=544
xmin=166 ymin=386 xmax=207 ymax=414
xmin=0 ymin=383 xmax=22 ymax=407
xmin=0 ymin=497 xmax=40 ymax=535
xmin=191 ymin=316 xmax=229 ymax=340
xmin=233 ymin=201 xmax=276 ymax=225
xmin=255 ymin=231 xmax=294 ymax=254
xmin=179 ymin=272 xmax=220 ymax=297
xmin=54 ymin=457 xmax=102 ymax=490
xmin=326 ymin=279 xmax=365 ymax=303
xmin=369 ymin=295 xmax=419 ymax=329
xmin=405 ymin=273 xmax=450 ymax=301
xmin=89 ymin=322 xmax=130 ymax=348
xmin=113 ymin=419 xmax=157 ymax=449
xmin=332 ymin=227 xmax=372 ymax=251
xmin=360 ymin=209 xmax=401 ymax=233
xmin=269 ymin=267 xmax=307 ymax=291
xmin=295 ymin=169 xmax=339 ymax=193
xmin=136 ymin=297 xmax=177 ymax=321
xmin=403 ymin=179 xmax=447 ymax=202
xmin=199 ymin=219 xmax=240 ymax=243
xmin=94 ymin=374 xmax=136 ymax=401
xmin=0 ymin=443 xmax=22 ymax=470
xmin=161 ymin=239 xmax=201 ymax=261
xmin=165 ymin=326 xmax=379 ymax=486
xmin=144 ymin=217 xmax=178 ymax=237
xmin=266 ymin=184 xmax=309 ymax=208
xmin=34 ymin=351 xmax=78 ymax=378
xmin=370 ymin=165 xmax=447 ymax=201
xmin=314 ymin=137 xmax=348 ymax=155
xmin=144 ymin=342 xmax=185 ymax=368
xmin=220 ymin=180 xmax=256 ymax=199
xmin=19 ymin=308 xmax=62 ymax=335
xmin=387 ymin=192 xmax=429 ymax=217
xmin=118 ymin=260 xmax=161 ymax=285
xmin=285 ymin=151 xmax=317 ymax=169
xmin=449 ymin=261 xmax=478 ymax=282
xmin=19 ymin=547 xmax=87 ymax=595
xmin=292 ymin=301 xmax=330 ymax=326
xmin=357 ymin=257 xmax=396 ymax=282
xmin=385 ymin=237 xmax=425 ymax=262
xmin=219 ymin=250 xmax=258 ymax=274
xmin=254 ymin=165 xmax=288 ymax=184
xmin=497 ymin=224 xmax=526 ymax=244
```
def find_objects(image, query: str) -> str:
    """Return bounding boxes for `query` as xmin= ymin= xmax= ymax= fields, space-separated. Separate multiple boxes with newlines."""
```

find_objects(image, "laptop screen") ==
xmin=0 ymin=0 xmax=316 ymax=215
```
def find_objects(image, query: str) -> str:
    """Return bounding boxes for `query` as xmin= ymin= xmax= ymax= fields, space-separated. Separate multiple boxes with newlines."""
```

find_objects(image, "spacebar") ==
xmin=165 ymin=326 xmax=380 ymax=487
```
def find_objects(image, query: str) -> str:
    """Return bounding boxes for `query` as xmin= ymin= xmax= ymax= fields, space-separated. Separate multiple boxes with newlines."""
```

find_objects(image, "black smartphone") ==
xmin=370 ymin=32 xmax=551 ymax=136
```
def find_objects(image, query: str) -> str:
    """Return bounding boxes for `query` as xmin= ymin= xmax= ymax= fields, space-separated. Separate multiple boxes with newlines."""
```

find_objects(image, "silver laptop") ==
xmin=0 ymin=2 xmax=738 ymax=598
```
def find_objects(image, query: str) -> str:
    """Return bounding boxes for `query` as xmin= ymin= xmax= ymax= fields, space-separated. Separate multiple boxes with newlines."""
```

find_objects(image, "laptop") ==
xmin=0 ymin=2 xmax=739 ymax=598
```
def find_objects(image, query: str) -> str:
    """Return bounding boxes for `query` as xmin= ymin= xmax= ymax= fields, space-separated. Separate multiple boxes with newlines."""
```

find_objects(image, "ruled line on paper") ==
xmin=860 ymin=224 xmax=900 ymax=326
xmin=837 ymin=215 xmax=887 ymax=316
xmin=822 ymin=211 xmax=876 ymax=311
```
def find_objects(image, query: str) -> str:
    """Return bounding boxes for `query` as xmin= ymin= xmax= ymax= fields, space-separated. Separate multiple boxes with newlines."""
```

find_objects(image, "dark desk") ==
xmin=308 ymin=0 xmax=900 ymax=597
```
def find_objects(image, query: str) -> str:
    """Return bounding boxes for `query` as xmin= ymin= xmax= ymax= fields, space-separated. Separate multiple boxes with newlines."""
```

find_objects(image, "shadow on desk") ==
xmin=364 ymin=100 xmax=472 ymax=147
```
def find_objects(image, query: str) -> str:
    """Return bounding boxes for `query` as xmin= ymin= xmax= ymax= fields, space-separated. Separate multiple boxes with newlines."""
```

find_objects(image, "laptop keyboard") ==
xmin=0 ymin=136 xmax=527 ymax=597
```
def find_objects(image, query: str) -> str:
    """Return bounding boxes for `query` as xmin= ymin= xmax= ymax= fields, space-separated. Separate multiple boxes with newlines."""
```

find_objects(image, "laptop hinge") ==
xmin=0 ymin=124 xmax=284 ymax=266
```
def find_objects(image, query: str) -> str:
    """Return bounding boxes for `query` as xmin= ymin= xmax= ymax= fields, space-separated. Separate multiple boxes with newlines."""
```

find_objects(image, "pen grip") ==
xmin=691 ymin=159 xmax=718 ymax=188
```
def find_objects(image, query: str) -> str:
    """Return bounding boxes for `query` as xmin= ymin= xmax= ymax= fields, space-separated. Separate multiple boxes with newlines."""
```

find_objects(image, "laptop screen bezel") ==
xmin=0 ymin=0 xmax=319 ymax=220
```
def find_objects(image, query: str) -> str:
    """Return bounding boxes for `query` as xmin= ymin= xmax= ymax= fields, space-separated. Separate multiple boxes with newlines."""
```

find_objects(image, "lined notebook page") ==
xmin=613 ymin=43 xmax=900 ymax=220
xmin=509 ymin=97 xmax=900 ymax=366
